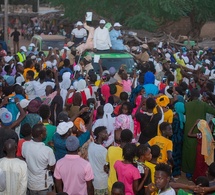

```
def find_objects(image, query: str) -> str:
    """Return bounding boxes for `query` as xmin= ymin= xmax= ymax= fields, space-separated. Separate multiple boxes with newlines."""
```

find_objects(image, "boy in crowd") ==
xmin=111 ymin=182 xmax=125 ymax=195
xmin=148 ymin=122 xmax=173 ymax=165
xmin=155 ymin=163 xmax=175 ymax=195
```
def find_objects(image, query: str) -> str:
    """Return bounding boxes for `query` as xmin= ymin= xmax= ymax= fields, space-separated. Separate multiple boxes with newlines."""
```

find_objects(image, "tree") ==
xmin=49 ymin=0 xmax=215 ymax=37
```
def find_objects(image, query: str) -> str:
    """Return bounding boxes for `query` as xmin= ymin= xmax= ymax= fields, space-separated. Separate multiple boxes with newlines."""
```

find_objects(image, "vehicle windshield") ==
xmin=42 ymin=40 xmax=65 ymax=50
xmin=92 ymin=58 xmax=135 ymax=74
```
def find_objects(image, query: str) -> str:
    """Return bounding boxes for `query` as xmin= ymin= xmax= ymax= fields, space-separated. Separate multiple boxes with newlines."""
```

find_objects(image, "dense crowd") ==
xmin=1 ymin=18 xmax=215 ymax=195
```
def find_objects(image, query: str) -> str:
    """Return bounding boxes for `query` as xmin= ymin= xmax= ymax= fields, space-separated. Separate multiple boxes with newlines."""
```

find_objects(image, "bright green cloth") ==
xmin=43 ymin=123 xmax=56 ymax=147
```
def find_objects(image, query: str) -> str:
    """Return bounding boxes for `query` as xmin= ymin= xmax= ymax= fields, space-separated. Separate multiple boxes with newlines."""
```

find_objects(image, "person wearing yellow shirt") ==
xmin=145 ymin=145 xmax=161 ymax=184
xmin=148 ymin=122 xmax=173 ymax=165
xmin=23 ymin=59 xmax=36 ymax=82
xmin=105 ymin=129 xmax=133 ymax=194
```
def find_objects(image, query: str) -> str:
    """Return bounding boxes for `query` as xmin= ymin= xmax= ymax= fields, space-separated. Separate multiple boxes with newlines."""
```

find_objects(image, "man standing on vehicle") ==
xmin=94 ymin=20 xmax=112 ymax=52
xmin=110 ymin=23 xmax=126 ymax=51
xmin=10 ymin=27 xmax=20 ymax=54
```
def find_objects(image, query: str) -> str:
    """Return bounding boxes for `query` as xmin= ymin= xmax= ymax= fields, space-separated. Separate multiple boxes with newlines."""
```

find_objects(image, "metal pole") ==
xmin=4 ymin=0 xmax=8 ymax=43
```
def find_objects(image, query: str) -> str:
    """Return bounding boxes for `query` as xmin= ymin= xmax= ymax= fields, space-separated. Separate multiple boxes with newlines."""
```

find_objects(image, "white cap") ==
xmin=29 ymin=43 xmax=35 ymax=47
xmin=31 ymin=55 xmax=36 ymax=60
xmin=20 ymin=99 xmax=30 ymax=109
xmin=4 ymin=56 xmax=13 ymax=63
xmin=99 ymin=19 xmax=106 ymax=24
xmin=205 ymin=59 xmax=210 ymax=64
xmin=77 ymin=21 xmax=83 ymax=26
xmin=63 ymin=46 xmax=69 ymax=51
xmin=57 ymin=121 xmax=74 ymax=135
xmin=114 ymin=22 xmax=122 ymax=27
xmin=46 ymin=61 xmax=52 ymax=68
xmin=17 ymin=62 xmax=24 ymax=66
xmin=20 ymin=46 xmax=27 ymax=52
xmin=48 ymin=46 xmax=53 ymax=50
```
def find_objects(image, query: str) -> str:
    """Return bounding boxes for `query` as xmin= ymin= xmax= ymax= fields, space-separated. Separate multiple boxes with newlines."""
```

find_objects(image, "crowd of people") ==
xmin=1 ymin=18 xmax=215 ymax=195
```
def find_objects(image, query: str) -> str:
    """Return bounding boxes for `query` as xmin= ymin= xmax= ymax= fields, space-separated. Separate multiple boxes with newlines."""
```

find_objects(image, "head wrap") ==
xmin=101 ymin=84 xmax=110 ymax=103
xmin=156 ymin=95 xmax=170 ymax=107
xmin=76 ymin=79 xmax=86 ymax=92
xmin=74 ymin=117 xmax=86 ymax=132
xmin=114 ymin=114 xmax=131 ymax=130
xmin=144 ymin=71 xmax=155 ymax=84
xmin=174 ymin=102 xmax=185 ymax=129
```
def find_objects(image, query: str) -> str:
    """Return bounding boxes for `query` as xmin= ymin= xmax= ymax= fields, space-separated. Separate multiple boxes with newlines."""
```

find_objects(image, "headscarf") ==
xmin=156 ymin=95 xmax=170 ymax=107
xmin=114 ymin=114 xmax=131 ymax=130
xmin=176 ymin=95 xmax=185 ymax=103
xmin=101 ymin=103 xmax=115 ymax=134
xmin=74 ymin=117 xmax=86 ymax=132
xmin=197 ymin=120 xmax=214 ymax=165
xmin=60 ymin=78 xmax=71 ymax=90
xmin=174 ymin=102 xmax=185 ymax=129
xmin=76 ymin=79 xmax=86 ymax=92
xmin=101 ymin=84 xmax=110 ymax=103
xmin=129 ymin=85 xmax=144 ymax=107
xmin=144 ymin=71 xmax=155 ymax=84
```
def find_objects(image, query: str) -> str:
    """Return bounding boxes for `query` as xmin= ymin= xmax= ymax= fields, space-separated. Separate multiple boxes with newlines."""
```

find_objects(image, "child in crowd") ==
xmin=145 ymin=145 xmax=161 ymax=184
xmin=121 ymin=72 xmax=132 ymax=96
xmin=154 ymin=163 xmax=176 ymax=195
xmin=148 ymin=122 xmax=173 ymax=165
xmin=135 ymin=144 xmax=152 ymax=195
xmin=118 ymin=102 xmax=134 ymax=133
xmin=111 ymin=182 xmax=125 ymax=195
xmin=114 ymin=92 xmax=128 ymax=116
xmin=114 ymin=143 xmax=146 ymax=195
xmin=23 ymin=70 xmax=36 ymax=100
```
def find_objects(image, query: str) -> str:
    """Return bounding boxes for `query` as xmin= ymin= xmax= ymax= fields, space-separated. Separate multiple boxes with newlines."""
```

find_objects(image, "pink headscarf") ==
xmin=101 ymin=84 xmax=111 ymax=103
xmin=114 ymin=114 xmax=131 ymax=130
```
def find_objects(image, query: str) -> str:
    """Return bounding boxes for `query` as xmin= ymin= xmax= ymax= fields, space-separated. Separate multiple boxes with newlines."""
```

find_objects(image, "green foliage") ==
xmin=9 ymin=0 xmax=215 ymax=32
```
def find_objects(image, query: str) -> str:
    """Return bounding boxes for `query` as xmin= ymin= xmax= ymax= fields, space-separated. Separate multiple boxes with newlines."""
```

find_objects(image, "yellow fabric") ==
xmin=115 ymin=84 xmax=123 ymax=97
xmin=164 ymin=109 xmax=174 ymax=124
xmin=145 ymin=161 xmax=156 ymax=183
xmin=174 ymin=53 xmax=186 ymax=82
xmin=23 ymin=67 xmax=36 ymax=82
xmin=197 ymin=120 xmax=215 ymax=165
xmin=148 ymin=136 xmax=173 ymax=163
xmin=144 ymin=161 xmax=158 ymax=195
xmin=17 ymin=52 xmax=26 ymax=63
xmin=106 ymin=146 xmax=123 ymax=192
xmin=156 ymin=95 xmax=170 ymax=107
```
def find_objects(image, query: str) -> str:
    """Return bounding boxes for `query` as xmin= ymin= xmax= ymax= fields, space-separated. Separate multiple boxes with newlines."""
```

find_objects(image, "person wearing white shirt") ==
xmin=33 ymin=70 xmax=55 ymax=97
xmin=0 ymin=168 xmax=5 ymax=192
xmin=22 ymin=124 xmax=56 ymax=194
xmin=94 ymin=20 xmax=112 ymax=51
xmin=88 ymin=126 xmax=109 ymax=194
xmin=71 ymin=21 xmax=87 ymax=45
xmin=0 ymin=139 xmax=27 ymax=195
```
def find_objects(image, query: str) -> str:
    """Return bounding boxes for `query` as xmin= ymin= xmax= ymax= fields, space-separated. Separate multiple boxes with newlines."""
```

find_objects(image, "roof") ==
xmin=85 ymin=51 xmax=133 ymax=59
xmin=32 ymin=35 xmax=66 ymax=41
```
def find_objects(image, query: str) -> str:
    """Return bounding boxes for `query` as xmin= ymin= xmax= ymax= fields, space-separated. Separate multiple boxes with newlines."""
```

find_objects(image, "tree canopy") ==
xmin=10 ymin=0 xmax=215 ymax=36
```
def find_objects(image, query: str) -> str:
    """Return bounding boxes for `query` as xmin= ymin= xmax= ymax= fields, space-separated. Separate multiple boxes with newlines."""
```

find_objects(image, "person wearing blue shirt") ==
xmin=109 ymin=22 xmax=126 ymax=51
